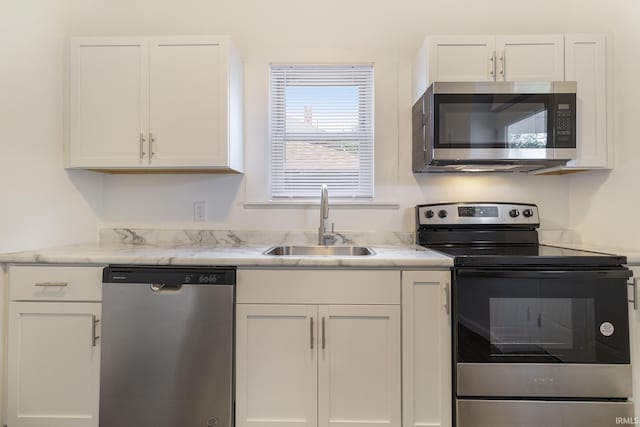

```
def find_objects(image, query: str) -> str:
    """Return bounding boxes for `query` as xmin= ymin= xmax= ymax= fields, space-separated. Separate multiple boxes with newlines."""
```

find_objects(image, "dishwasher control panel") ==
xmin=103 ymin=265 xmax=236 ymax=286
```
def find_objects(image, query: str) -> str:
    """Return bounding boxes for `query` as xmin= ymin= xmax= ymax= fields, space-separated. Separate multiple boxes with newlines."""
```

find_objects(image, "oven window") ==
xmin=455 ymin=272 xmax=630 ymax=364
xmin=489 ymin=297 xmax=595 ymax=359
xmin=435 ymin=94 xmax=552 ymax=149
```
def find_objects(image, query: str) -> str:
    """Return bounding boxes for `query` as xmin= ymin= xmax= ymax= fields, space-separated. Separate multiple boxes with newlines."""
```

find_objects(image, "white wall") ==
xmin=0 ymin=1 xmax=103 ymax=252
xmin=12 ymin=0 xmax=634 ymax=242
xmin=568 ymin=0 xmax=640 ymax=249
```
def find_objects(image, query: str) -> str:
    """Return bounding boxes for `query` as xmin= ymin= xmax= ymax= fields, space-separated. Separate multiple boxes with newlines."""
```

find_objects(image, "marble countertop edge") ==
xmin=0 ymin=242 xmax=454 ymax=268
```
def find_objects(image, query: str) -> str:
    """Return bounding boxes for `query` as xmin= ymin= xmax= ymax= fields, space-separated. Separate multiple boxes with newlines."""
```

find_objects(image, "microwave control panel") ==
xmin=553 ymin=93 xmax=576 ymax=148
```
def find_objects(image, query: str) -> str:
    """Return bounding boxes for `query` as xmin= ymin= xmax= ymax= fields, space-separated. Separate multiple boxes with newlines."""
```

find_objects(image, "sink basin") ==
xmin=264 ymin=245 xmax=375 ymax=257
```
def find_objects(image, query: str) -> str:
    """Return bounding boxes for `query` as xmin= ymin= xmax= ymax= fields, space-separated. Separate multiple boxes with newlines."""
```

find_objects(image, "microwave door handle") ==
xmin=489 ymin=52 xmax=496 ymax=79
xmin=457 ymin=269 xmax=633 ymax=280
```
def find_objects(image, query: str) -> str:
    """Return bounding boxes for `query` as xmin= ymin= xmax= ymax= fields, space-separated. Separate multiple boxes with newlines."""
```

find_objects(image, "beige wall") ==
xmin=0 ymin=1 xmax=103 ymax=252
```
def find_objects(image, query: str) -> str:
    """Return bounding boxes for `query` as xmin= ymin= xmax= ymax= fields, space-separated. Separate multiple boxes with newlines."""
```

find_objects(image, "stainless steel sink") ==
xmin=264 ymin=245 xmax=375 ymax=256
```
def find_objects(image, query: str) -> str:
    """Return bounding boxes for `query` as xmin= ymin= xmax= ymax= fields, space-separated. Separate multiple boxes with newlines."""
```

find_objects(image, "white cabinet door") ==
xmin=148 ymin=37 xmax=228 ymax=168
xmin=236 ymin=304 xmax=318 ymax=427
xmin=565 ymin=34 xmax=608 ymax=169
xmin=428 ymin=36 xmax=496 ymax=83
xmin=495 ymin=35 xmax=564 ymax=81
xmin=318 ymin=305 xmax=401 ymax=427
xmin=402 ymin=270 xmax=452 ymax=427
xmin=69 ymin=38 xmax=149 ymax=168
xmin=7 ymin=302 xmax=101 ymax=427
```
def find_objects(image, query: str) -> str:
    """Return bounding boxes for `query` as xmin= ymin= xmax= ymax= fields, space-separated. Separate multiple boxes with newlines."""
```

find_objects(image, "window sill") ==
xmin=244 ymin=200 xmax=400 ymax=209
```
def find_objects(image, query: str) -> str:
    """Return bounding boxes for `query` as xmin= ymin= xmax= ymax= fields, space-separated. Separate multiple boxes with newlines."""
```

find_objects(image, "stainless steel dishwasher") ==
xmin=100 ymin=265 xmax=235 ymax=427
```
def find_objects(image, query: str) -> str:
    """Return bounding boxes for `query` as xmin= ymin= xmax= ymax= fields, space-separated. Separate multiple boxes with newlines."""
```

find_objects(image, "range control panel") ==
xmin=417 ymin=203 xmax=540 ymax=227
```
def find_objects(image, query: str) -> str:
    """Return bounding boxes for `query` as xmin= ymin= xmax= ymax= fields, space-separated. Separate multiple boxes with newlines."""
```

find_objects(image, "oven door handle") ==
xmin=457 ymin=269 xmax=633 ymax=280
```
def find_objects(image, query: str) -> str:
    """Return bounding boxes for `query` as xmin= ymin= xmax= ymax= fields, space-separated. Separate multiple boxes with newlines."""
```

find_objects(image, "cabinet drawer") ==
xmin=10 ymin=265 xmax=103 ymax=302
xmin=237 ymin=269 xmax=400 ymax=304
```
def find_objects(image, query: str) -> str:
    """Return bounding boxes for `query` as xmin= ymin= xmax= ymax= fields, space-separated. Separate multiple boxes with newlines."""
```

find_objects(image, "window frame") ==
xmin=268 ymin=63 xmax=375 ymax=200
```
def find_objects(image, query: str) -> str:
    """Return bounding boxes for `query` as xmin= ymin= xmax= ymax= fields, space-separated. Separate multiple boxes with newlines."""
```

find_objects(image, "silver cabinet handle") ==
xmin=444 ymin=282 xmax=450 ymax=315
xmin=498 ymin=51 xmax=505 ymax=79
xmin=35 ymin=282 xmax=68 ymax=287
xmin=489 ymin=52 xmax=496 ymax=79
xmin=310 ymin=317 xmax=314 ymax=350
xmin=321 ymin=317 xmax=326 ymax=350
xmin=139 ymin=133 xmax=146 ymax=160
xmin=149 ymin=133 xmax=156 ymax=160
xmin=629 ymin=279 xmax=638 ymax=311
xmin=92 ymin=315 xmax=100 ymax=347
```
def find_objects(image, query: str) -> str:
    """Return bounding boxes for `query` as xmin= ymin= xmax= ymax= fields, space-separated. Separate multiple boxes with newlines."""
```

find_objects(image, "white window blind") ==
xmin=270 ymin=65 xmax=374 ymax=199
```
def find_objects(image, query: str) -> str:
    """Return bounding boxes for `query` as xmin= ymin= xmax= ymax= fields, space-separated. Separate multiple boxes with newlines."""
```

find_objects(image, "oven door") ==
xmin=454 ymin=268 xmax=632 ymax=398
xmin=432 ymin=92 xmax=576 ymax=161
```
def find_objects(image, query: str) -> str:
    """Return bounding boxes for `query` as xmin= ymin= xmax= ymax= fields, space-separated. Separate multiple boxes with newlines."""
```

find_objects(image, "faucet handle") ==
xmin=322 ymin=233 xmax=338 ymax=246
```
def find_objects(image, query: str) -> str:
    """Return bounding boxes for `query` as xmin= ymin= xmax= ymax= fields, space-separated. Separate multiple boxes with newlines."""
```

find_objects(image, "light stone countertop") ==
xmin=0 ymin=242 xmax=453 ymax=269
xmin=3 ymin=227 xmax=637 ymax=268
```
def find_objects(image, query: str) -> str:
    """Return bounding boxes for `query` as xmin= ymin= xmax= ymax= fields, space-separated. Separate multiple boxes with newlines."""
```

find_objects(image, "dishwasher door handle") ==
xmin=150 ymin=283 xmax=182 ymax=292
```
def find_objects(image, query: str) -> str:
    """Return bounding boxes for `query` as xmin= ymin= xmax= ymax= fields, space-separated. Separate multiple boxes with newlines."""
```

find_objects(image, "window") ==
xmin=270 ymin=65 xmax=374 ymax=199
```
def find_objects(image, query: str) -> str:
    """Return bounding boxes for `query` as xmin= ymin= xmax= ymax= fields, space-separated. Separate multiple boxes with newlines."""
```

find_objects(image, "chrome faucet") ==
xmin=318 ymin=184 xmax=337 ymax=245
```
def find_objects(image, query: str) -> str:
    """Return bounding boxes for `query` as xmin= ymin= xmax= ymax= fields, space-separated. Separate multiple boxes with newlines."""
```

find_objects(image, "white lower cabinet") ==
xmin=235 ymin=269 xmax=402 ymax=427
xmin=236 ymin=304 xmax=318 ymax=427
xmin=7 ymin=265 xmax=103 ymax=427
xmin=318 ymin=305 xmax=401 ymax=427
xmin=402 ymin=270 xmax=452 ymax=427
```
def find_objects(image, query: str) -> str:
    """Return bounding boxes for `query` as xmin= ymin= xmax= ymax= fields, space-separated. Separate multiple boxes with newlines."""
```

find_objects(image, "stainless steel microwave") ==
xmin=412 ymin=81 xmax=577 ymax=173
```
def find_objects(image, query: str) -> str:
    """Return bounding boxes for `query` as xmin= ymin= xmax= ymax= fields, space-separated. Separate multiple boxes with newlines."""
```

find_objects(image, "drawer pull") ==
xmin=35 ymin=282 xmax=68 ymax=287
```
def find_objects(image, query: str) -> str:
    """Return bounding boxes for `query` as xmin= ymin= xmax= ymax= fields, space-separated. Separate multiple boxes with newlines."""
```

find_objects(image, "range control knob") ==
xmin=438 ymin=209 xmax=448 ymax=219
xmin=509 ymin=209 xmax=520 ymax=218
xmin=425 ymin=210 xmax=434 ymax=219
xmin=523 ymin=209 xmax=534 ymax=218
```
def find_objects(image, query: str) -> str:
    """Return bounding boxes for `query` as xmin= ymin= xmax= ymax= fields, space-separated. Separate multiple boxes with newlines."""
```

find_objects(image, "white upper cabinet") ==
xmin=67 ymin=35 xmax=243 ymax=173
xmin=413 ymin=33 xmax=610 ymax=173
xmin=563 ymin=34 xmax=608 ymax=169
xmin=428 ymin=36 xmax=497 ymax=83
xmin=69 ymin=38 xmax=149 ymax=168
xmin=413 ymin=34 xmax=565 ymax=101
xmin=495 ymin=35 xmax=564 ymax=81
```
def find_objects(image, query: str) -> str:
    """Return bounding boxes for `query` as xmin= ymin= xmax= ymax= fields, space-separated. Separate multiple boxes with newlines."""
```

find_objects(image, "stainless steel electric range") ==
xmin=416 ymin=202 xmax=634 ymax=427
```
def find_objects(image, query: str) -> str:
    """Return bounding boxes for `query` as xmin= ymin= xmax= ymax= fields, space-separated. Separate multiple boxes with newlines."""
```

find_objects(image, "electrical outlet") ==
xmin=193 ymin=201 xmax=207 ymax=222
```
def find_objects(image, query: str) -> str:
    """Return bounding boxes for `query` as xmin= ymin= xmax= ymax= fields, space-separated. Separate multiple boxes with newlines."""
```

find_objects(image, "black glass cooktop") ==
xmin=425 ymin=244 xmax=627 ymax=267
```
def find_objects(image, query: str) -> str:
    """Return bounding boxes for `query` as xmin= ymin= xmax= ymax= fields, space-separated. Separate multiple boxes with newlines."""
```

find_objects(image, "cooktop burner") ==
xmin=416 ymin=202 xmax=627 ymax=267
